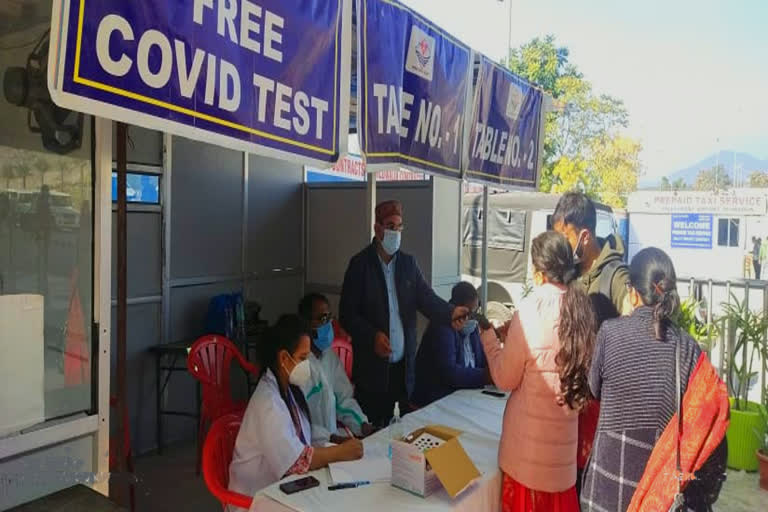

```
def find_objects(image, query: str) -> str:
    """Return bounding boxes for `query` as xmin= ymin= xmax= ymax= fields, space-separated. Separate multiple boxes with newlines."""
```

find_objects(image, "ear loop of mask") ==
xmin=572 ymin=230 xmax=586 ymax=265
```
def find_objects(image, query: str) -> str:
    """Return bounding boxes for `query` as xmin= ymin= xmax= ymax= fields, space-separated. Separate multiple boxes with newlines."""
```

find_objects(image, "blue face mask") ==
xmin=381 ymin=229 xmax=401 ymax=256
xmin=313 ymin=321 xmax=334 ymax=351
xmin=460 ymin=319 xmax=478 ymax=336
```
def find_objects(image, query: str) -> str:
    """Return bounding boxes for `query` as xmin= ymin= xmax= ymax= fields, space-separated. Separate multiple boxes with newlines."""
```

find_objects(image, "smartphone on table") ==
xmin=279 ymin=475 xmax=320 ymax=495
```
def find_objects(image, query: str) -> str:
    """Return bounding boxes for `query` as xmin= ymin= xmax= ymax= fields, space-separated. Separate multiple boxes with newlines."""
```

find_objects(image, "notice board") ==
xmin=671 ymin=214 xmax=712 ymax=249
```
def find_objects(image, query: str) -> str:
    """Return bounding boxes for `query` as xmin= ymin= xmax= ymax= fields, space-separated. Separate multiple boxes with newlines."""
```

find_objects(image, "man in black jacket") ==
xmin=339 ymin=200 xmax=468 ymax=426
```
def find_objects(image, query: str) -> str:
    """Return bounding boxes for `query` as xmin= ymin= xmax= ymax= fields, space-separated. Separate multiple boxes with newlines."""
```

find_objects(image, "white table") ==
xmin=249 ymin=389 xmax=507 ymax=512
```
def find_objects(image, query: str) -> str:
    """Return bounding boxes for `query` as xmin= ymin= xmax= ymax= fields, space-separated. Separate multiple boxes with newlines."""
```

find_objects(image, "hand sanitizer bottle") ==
xmin=388 ymin=401 xmax=403 ymax=459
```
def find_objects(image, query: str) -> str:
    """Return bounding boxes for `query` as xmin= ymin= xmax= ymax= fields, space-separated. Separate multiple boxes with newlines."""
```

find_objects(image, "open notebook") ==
xmin=328 ymin=457 xmax=391 ymax=484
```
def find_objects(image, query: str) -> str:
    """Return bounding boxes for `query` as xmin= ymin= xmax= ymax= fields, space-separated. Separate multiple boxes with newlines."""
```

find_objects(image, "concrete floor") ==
xmin=123 ymin=442 xmax=768 ymax=511
xmin=128 ymin=442 xmax=220 ymax=512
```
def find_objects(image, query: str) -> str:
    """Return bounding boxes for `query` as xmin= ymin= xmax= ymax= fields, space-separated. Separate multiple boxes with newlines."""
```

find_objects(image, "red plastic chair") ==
xmin=188 ymin=335 xmax=260 ymax=475
xmin=331 ymin=322 xmax=353 ymax=380
xmin=202 ymin=413 xmax=252 ymax=510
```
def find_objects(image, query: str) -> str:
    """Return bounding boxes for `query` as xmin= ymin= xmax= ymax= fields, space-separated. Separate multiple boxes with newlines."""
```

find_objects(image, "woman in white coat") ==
xmin=228 ymin=314 xmax=363 ymax=504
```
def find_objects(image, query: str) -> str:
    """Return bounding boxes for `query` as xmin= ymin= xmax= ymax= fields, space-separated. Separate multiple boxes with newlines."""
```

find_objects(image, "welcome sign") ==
xmin=48 ymin=0 xmax=352 ymax=164
xmin=357 ymin=0 xmax=472 ymax=178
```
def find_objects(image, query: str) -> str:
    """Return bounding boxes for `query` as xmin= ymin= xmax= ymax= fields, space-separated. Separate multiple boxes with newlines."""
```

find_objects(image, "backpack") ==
xmin=205 ymin=292 xmax=245 ymax=340
xmin=592 ymin=260 xmax=628 ymax=325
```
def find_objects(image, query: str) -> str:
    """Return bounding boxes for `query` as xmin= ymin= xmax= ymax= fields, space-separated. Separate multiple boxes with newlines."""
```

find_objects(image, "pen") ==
xmin=343 ymin=425 xmax=355 ymax=439
xmin=328 ymin=481 xmax=370 ymax=490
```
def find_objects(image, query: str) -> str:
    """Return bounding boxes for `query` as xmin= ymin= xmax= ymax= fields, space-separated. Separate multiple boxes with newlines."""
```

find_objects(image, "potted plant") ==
xmin=675 ymin=297 xmax=718 ymax=354
xmin=756 ymin=406 xmax=768 ymax=491
xmin=721 ymin=294 xmax=768 ymax=471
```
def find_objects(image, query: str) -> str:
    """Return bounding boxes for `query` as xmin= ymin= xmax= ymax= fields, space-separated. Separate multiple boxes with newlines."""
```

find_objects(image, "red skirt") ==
xmin=502 ymin=474 xmax=579 ymax=512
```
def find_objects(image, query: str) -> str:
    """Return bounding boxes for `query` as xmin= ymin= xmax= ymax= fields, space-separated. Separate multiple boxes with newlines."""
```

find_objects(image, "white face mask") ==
xmin=285 ymin=355 xmax=311 ymax=388
xmin=381 ymin=229 xmax=401 ymax=255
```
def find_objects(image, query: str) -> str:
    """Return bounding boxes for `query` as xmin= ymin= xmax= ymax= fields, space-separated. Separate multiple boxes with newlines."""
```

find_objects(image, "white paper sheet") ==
xmin=328 ymin=457 xmax=391 ymax=484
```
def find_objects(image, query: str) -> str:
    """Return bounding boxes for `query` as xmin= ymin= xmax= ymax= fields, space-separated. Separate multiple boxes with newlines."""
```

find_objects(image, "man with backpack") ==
xmin=551 ymin=191 xmax=631 ymax=496
xmin=552 ymin=192 xmax=631 ymax=323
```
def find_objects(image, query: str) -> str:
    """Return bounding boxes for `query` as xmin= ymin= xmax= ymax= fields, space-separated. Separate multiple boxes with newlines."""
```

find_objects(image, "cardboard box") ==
xmin=390 ymin=425 xmax=481 ymax=498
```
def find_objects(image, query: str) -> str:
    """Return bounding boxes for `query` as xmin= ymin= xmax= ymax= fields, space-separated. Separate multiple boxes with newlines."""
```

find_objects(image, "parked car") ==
xmin=15 ymin=189 xmax=80 ymax=232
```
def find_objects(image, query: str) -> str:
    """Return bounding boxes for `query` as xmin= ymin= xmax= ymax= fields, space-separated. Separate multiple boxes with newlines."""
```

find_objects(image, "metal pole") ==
xmin=743 ymin=281 xmax=750 ymax=400
xmin=723 ymin=281 xmax=731 ymax=377
xmin=707 ymin=279 xmax=714 ymax=361
xmin=507 ymin=0 xmax=512 ymax=66
xmin=366 ymin=172 xmax=377 ymax=242
xmin=115 ymin=122 xmax=128 ymax=475
xmin=763 ymin=284 xmax=767 ymax=405
xmin=481 ymin=186 xmax=489 ymax=314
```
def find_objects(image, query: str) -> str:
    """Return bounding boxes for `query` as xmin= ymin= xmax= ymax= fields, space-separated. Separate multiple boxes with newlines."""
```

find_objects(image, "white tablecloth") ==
xmin=249 ymin=389 xmax=507 ymax=512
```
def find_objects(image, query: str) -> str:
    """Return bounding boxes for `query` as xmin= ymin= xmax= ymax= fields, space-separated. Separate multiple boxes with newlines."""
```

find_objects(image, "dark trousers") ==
xmin=354 ymin=360 xmax=407 ymax=428
xmin=755 ymin=261 xmax=762 ymax=280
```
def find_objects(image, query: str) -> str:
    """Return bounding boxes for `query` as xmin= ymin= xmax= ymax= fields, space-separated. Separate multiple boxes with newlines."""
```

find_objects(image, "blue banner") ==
xmin=49 ymin=0 xmax=351 ymax=164
xmin=466 ymin=56 xmax=543 ymax=187
xmin=671 ymin=214 xmax=713 ymax=249
xmin=357 ymin=0 xmax=471 ymax=178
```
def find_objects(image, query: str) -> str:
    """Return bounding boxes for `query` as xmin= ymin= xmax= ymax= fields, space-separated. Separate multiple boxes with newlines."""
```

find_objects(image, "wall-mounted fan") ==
xmin=3 ymin=29 xmax=83 ymax=154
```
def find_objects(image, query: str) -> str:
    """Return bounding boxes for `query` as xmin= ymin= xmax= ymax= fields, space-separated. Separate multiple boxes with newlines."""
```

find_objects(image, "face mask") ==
xmin=460 ymin=319 xmax=478 ymax=336
xmin=284 ymin=355 xmax=311 ymax=388
xmin=381 ymin=229 xmax=401 ymax=255
xmin=313 ymin=321 xmax=334 ymax=351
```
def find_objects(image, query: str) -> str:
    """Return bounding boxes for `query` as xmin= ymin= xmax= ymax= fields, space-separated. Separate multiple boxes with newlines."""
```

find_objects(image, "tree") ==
xmin=550 ymin=156 xmax=593 ymax=196
xmin=590 ymin=136 xmax=642 ymax=208
xmin=749 ymin=171 xmax=768 ymax=188
xmin=505 ymin=35 xmax=640 ymax=205
xmin=36 ymin=157 xmax=50 ymax=187
xmin=2 ymin=163 xmax=15 ymax=188
xmin=660 ymin=176 xmax=687 ymax=190
xmin=15 ymin=162 xmax=32 ymax=189
xmin=694 ymin=165 xmax=731 ymax=191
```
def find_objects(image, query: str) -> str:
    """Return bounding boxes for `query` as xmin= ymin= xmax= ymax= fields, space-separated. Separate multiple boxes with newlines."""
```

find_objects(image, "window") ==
xmin=0 ymin=119 xmax=94 ymax=430
xmin=112 ymin=172 xmax=160 ymax=204
xmin=717 ymin=218 xmax=739 ymax=247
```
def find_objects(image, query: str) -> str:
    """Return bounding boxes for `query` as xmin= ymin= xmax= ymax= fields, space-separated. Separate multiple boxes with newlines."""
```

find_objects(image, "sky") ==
xmin=401 ymin=0 xmax=768 ymax=181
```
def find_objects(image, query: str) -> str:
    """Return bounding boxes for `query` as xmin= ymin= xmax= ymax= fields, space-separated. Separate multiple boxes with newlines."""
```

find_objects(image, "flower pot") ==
xmin=727 ymin=400 xmax=766 ymax=472
xmin=758 ymin=450 xmax=768 ymax=491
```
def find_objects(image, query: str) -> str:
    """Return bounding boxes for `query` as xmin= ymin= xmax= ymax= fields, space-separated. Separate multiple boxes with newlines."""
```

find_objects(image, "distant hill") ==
xmin=641 ymin=151 xmax=768 ymax=188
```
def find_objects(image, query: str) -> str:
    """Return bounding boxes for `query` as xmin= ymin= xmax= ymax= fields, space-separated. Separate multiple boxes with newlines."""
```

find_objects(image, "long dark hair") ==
xmin=629 ymin=248 xmax=681 ymax=341
xmin=531 ymin=231 xmax=597 ymax=411
xmin=258 ymin=314 xmax=312 ymax=421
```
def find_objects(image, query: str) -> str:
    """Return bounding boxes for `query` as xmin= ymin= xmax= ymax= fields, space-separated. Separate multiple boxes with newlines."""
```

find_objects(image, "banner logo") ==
xmin=405 ymin=25 xmax=435 ymax=81
xmin=505 ymin=82 xmax=524 ymax=120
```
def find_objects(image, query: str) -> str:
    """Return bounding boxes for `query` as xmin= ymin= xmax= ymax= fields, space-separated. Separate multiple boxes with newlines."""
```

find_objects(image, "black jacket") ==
xmin=339 ymin=242 xmax=453 ymax=396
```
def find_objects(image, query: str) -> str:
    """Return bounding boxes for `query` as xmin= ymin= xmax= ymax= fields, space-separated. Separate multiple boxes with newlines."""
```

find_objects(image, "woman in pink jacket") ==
xmin=481 ymin=231 xmax=597 ymax=511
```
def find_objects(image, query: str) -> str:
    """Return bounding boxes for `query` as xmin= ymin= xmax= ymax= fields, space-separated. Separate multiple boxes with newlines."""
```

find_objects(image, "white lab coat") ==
xmin=301 ymin=350 xmax=368 ymax=444
xmin=229 ymin=369 xmax=311 ymax=507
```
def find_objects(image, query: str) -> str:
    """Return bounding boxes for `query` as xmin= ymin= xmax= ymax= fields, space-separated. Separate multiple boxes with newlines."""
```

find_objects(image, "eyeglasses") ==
xmin=316 ymin=312 xmax=333 ymax=325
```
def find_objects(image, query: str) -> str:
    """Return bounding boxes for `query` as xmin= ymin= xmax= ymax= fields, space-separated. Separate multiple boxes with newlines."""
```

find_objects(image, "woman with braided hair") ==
xmin=580 ymin=248 xmax=728 ymax=512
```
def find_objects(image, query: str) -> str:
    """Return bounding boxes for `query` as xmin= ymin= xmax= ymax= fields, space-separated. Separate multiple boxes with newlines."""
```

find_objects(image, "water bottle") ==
xmin=388 ymin=401 xmax=403 ymax=459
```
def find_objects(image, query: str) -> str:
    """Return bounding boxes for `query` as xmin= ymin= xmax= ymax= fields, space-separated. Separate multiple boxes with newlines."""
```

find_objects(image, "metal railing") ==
xmin=679 ymin=277 xmax=768 ymax=405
